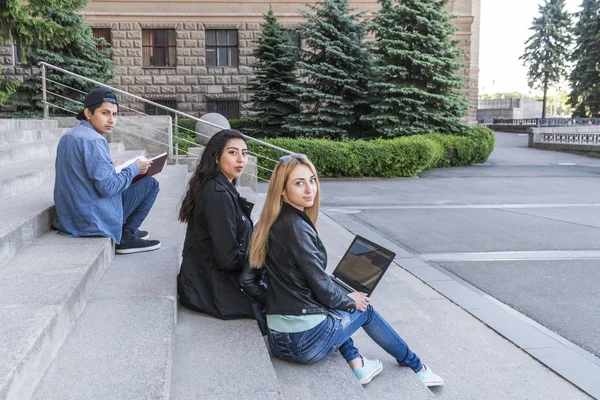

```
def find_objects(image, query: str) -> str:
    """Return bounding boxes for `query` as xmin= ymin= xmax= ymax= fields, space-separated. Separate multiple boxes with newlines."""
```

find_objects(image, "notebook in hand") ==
xmin=330 ymin=235 xmax=395 ymax=297
xmin=132 ymin=152 xmax=168 ymax=183
xmin=115 ymin=152 xmax=168 ymax=182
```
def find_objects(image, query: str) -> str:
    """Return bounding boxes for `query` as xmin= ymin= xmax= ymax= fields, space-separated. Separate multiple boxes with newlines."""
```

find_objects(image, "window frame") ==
xmin=205 ymin=29 xmax=238 ymax=68
xmin=142 ymin=29 xmax=177 ymax=68
xmin=144 ymin=99 xmax=178 ymax=117
xmin=92 ymin=28 xmax=112 ymax=51
xmin=206 ymin=99 xmax=240 ymax=119
xmin=286 ymin=28 xmax=302 ymax=49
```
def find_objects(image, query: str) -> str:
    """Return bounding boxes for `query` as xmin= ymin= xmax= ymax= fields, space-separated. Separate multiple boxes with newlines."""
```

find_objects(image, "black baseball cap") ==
xmin=76 ymin=88 xmax=119 ymax=120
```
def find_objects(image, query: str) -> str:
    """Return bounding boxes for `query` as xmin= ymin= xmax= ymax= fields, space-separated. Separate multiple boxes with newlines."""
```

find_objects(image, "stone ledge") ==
xmin=0 ymin=234 xmax=113 ymax=400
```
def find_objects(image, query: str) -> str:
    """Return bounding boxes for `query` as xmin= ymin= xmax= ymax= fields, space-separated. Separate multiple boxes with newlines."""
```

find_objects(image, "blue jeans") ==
xmin=121 ymin=176 xmax=159 ymax=235
xmin=268 ymin=305 xmax=423 ymax=373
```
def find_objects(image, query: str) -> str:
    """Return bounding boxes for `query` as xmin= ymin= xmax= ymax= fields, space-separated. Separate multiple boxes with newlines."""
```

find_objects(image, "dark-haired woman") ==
xmin=177 ymin=129 xmax=256 ymax=319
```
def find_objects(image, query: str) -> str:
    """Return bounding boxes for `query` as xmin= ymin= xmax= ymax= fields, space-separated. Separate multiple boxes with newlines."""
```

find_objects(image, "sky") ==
xmin=478 ymin=0 xmax=581 ymax=95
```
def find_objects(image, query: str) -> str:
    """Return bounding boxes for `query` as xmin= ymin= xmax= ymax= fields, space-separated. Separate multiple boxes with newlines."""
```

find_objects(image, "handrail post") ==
xmin=174 ymin=113 xmax=179 ymax=165
xmin=42 ymin=65 xmax=49 ymax=119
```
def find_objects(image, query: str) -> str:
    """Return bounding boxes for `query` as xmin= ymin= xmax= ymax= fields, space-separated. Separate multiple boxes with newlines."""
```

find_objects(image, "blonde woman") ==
xmin=240 ymin=154 xmax=443 ymax=387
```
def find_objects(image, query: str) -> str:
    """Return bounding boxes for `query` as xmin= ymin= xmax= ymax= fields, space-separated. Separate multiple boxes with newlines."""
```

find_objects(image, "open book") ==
xmin=115 ymin=152 xmax=168 ymax=182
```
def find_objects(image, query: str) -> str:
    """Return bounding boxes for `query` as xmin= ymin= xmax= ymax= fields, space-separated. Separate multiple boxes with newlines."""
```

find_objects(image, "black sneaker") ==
xmin=136 ymin=230 xmax=149 ymax=240
xmin=115 ymin=236 xmax=161 ymax=254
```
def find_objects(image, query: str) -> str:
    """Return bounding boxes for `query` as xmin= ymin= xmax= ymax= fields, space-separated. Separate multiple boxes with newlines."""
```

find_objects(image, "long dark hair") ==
xmin=178 ymin=129 xmax=247 ymax=223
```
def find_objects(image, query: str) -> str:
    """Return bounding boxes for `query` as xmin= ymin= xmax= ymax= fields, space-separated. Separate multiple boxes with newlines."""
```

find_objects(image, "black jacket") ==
xmin=240 ymin=203 xmax=356 ymax=316
xmin=178 ymin=172 xmax=256 ymax=319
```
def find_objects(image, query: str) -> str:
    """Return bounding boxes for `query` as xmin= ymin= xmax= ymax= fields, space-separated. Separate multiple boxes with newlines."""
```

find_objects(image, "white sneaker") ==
xmin=352 ymin=357 xmax=383 ymax=385
xmin=416 ymin=365 xmax=444 ymax=387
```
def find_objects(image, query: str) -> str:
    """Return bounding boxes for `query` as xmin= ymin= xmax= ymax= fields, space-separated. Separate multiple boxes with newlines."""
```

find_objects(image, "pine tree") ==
xmin=245 ymin=8 xmax=300 ymax=137
xmin=520 ymin=0 xmax=572 ymax=119
xmin=0 ymin=0 xmax=114 ymax=116
xmin=568 ymin=0 xmax=600 ymax=117
xmin=364 ymin=0 xmax=467 ymax=137
xmin=283 ymin=0 xmax=373 ymax=139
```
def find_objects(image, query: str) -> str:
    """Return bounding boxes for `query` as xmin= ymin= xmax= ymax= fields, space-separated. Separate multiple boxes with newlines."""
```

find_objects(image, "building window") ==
xmin=142 ymin=29 xmax=177 ymax=67
xmin=207 ymin=99 xmax=240 ymax=119
xmin=13 ymin=42 xmax=35 ymax=66
xmin=286 ymin=29 xmax=301 ymax=49
xmin=206 ymin=30 xmax=238 ymax=67
xmin=92 ymin=28 xmax=112 ymax=51
xmin=12 ymin=42 xmax=21 ymax=66
xmin=145 ymin=99 xmax=177 ymax=117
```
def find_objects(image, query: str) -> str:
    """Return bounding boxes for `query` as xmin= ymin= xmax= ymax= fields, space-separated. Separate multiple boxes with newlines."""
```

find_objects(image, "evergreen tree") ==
xmin=568 ymin=0 xmax=600 ymax=117
xmin=520 ymin=0 xmax=572 ymax=119
xmin=364 ymin=0 xmax=467 ymax=137
xmin=0 ymin=0 xmax=114 ymax=116
xmin=283 ymin=0 xmax=373 ymax=139
xmin=245 ymin=8 xmax=300 ymax=137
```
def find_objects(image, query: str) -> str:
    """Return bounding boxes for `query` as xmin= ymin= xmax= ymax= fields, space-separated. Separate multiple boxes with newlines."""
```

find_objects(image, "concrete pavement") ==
xmin=317 ymin=132 xmax=600 ymax=398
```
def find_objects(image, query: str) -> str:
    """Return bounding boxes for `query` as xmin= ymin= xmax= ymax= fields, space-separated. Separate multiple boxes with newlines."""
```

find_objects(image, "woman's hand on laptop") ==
xmin=348 ymin=292 xmax=370 ymax=312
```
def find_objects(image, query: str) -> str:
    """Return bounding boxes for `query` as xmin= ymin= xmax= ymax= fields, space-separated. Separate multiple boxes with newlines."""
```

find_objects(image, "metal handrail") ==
xmin=43 ymin=88 xmax=270 ymax=183
xmin=39 ymin=61 xmax=292 ymax=156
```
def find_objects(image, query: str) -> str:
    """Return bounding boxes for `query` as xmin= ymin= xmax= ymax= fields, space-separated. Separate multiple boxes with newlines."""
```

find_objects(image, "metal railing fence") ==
xmin=39 ymin=62 xmax=293 ymax=184
xmin=483 ymin=118 xmax=599 ymax=127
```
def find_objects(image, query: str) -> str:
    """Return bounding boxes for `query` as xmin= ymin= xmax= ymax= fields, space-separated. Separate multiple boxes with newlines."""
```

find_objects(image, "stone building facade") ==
xmin=0 ymin=0 xmax=481 ymax=121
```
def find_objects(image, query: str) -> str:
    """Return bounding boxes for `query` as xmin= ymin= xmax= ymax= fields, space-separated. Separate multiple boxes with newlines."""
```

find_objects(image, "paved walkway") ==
xmin=317 ymin=132 xmax=600 ymax=398
xmin=318 ymin=212 xmax=591 ymax=399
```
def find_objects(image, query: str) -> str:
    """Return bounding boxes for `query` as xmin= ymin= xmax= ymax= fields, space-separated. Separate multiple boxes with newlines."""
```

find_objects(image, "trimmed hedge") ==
xmin=249 ymin=126 xmax=495 ymax=179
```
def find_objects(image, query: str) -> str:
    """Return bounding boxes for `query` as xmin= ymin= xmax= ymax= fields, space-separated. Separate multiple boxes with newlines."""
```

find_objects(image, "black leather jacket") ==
xmin=178 ymin=172 xmax=256 ymax=319
xmin=240 ymin=203 xmax=356 ymax=316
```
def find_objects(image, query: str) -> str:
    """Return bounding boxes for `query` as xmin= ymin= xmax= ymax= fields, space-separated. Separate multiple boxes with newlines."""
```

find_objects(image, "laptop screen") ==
xmin=333 ymin=236 xmax=395 ymax=294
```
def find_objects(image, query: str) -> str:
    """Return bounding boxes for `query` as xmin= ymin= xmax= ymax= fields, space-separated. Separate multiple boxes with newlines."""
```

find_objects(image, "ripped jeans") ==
xmin=267 ymin=305 xmax=423 ymax=373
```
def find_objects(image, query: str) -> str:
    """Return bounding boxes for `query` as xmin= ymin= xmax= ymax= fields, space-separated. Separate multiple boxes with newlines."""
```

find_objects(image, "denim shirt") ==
xmin=53 ymin=121 xmax=141 ymax=244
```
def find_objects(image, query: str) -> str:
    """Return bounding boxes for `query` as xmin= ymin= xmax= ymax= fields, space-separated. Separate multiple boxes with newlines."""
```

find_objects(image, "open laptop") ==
xmin=330 ymin=235 xmax=396 ymax=297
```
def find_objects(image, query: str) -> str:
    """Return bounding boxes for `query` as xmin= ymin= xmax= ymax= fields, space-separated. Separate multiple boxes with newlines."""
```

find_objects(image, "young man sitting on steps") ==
xmin=54 ymin=87 xmax=161 ymax=254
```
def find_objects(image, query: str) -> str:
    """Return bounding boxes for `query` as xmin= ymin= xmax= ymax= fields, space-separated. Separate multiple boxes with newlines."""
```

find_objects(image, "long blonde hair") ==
xmin=249 ymin=155 xmax=321 ymax=269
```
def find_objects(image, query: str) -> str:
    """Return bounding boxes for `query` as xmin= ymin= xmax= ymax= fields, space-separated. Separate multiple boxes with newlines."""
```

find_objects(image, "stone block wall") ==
xmin=0 ymin=0 xmax=480 ymax=122
xmin=85 ymin=21 xmax=262 ymax=117
xmin=0 ymin=22 xmax=263 ymax=118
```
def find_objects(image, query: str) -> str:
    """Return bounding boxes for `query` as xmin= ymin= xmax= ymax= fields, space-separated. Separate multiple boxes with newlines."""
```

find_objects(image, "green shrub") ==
xmin=229 ymin=118 xmax=251 ymax=132
xmin=174 ymin=119 xmax=198 ymax=155
xmin=428 ymin=126 xmax=495 ymax=167
xmin=200 ymin=125 xmax=496 ymax=179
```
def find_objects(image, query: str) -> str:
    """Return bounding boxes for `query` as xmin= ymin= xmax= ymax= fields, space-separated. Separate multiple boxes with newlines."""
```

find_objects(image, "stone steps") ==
xmin=0 ymin=233 xmax=113 ymax=400
xmin=0 ymin=158 xmax=56 ymax=200
xmin=0 ymin=119 xmax=58 ymax=131
xmin=271 ymin=356 xmax=368 ymax=400
xmin=0 ymin=186 xmax=55 ymax=268
xmin=0 ymin=128 xmax=66 ymax=146
xmin=31 ymin=165 xmax=188 ymax=400
xmin=171 ymin=310 xmax=282 ymax=400
xmin=0 ymin=140 xmax=60 ymax=167
xmin=0 ymin=116 xmax=152 ymax=399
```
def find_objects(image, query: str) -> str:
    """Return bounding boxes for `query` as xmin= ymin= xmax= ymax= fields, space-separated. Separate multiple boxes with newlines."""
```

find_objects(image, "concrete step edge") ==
xmin=171 ymin=310 xmax=285 ymax=400
xmin=0 ymin=139 xmax=59 ymax=167
xmin=0 ymin=201 xmax=55 ymax=269
xmin=30 ymin=165 xmax=187 ymax=400
xmin=0 ymin=234 xmax=114 ymax=400
xmin=0 ymin=158 xmax=56 ymax=200
xmin=0 ymin=128 xmax=67 ymax=146
xmin=0 ymin=119 xmax=59 ymax=131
